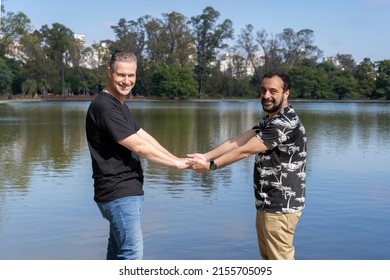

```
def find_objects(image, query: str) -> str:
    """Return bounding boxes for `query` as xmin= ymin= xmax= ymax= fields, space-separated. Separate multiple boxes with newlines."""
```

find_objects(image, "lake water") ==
xmin=0 ymin=100 xmax=389 ymax=260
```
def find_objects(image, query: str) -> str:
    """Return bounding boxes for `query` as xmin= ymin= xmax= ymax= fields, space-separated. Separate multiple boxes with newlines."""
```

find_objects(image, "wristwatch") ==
xmin=209 ymin=160 xmax=218 ymax=171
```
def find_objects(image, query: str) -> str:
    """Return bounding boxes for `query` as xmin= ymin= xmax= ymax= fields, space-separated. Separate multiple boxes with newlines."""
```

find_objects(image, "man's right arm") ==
xmin=189 ymin=130 xmax=269 ymax=173
xmin=191 ymin=129 xmax=257 ymax=162
xmin=118 ymin=133 xmax=191 ymax=170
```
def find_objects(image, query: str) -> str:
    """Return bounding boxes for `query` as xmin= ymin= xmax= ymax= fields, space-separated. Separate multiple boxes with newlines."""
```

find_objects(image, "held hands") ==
xmin=175 ymin=157 xmax=195 ymax=170
xmin=175 ymin=153 xmax=216 ymax=173
xmin=186 ymin=153 xmax=210 ymax=173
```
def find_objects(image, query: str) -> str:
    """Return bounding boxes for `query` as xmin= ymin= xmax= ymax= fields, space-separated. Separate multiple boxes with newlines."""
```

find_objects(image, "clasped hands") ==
xmin=176 ymin=153 xmax=210 ymax=173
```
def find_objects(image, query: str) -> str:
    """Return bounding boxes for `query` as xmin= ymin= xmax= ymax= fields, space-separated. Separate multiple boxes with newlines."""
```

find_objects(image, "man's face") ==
xmin=260 ymin=76 xmax=289 ymax=115
xmin=107 ymin=61 xmax=137 ymax=99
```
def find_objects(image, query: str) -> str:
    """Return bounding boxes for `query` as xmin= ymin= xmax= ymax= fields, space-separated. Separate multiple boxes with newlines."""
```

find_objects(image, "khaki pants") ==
xmin=256 ymin=211 xmax=302 ymax=260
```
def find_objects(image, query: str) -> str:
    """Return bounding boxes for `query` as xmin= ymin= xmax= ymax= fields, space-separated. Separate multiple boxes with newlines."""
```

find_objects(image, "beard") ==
xmin=261 ymin=94 xmax=285 ymax=114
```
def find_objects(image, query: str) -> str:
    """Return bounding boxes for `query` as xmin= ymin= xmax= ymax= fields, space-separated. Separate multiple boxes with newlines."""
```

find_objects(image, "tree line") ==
xmin=1 ymin=5 xmax=389 ymax=100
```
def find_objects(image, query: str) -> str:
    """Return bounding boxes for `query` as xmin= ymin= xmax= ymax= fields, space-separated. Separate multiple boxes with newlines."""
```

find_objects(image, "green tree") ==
xmin=375 ymin=60 xmax=390 ymax=100
xmin=21 ymin=78 xmax=37 ymax=96
xmin=91 ymin=42 xmax=110 ymax=68
xmin=207 ymin=62 xmax=224 ymax=97
xmin=279 ymin=28 xmax=323 ymax=68
xmin=65 ymin=67 xmax=92 ymax=95
xmin=317 ymin=62 xmax=357 ymax=99
xmin=20 ymin=30 xmax=55 ymax=91
xmin=335 ymin=53 xmax=356 ymax=73
xmin=150 ymin=65 xmax=197 ymax=99
xmin=332 ymin=70 xmax=358 ymax=99
xmin=0 ymin=10 xmax=31 ymax=56
xmin=163 ymin=12 xmax=195 ymax=66
xmin=255 ymin=29 xmax=283 ymax=72
xmin=68 ymin=37 xmax=91 ymax=72
xmin=144 ymin=17 xmax=168 ymax=65
xmin=289 ymin=66 xmax=319 ymax=99
xmin=40 ymin=23 xmax=75 ymax=93
xmin=60 ymin=81 xmax=71 ymax=95
xmin=219 ymin=53 xmax=254 ymax=98
xmin=189 ymin=6 xmax=234 ymax=97
xmin=354 ymin=58 xmax=376 ymax=99
xmin=39 ymin=79 xmax=51 ymax=96
xmin=0 ymin=57 xmax=14 ymax=94
xmin=145 ymin=12 xmax=195 ymax=67
xmin=110 ymin=16 xmax=150 ymax=56
xmin=237 ymin=24 xmax=263 ymax=82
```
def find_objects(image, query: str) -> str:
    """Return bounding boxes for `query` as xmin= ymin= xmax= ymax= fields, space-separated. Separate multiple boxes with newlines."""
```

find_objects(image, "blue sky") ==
xmin=3 ymin=0 xmax=390 ymax=62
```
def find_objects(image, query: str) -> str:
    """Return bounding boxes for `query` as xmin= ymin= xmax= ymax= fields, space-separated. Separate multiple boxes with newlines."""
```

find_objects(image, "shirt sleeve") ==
xmin=252 ymin=120 xmax=287 ymax=149
xmin=101 ymin=105 xmax=141 ymax=143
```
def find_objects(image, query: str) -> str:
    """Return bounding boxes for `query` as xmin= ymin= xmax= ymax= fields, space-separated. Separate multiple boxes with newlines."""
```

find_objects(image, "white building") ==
xmin=219 ymin=51 xmax=264 ymax=77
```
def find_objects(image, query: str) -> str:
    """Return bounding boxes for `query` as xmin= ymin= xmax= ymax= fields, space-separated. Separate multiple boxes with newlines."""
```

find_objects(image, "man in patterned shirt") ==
xmin=188 ymin=71 xmax=307 ymax=260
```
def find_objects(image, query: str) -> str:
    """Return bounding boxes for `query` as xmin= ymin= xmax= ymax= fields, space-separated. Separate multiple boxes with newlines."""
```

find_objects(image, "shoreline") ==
xmin=1 ymin=96 xmax=389 ymax=104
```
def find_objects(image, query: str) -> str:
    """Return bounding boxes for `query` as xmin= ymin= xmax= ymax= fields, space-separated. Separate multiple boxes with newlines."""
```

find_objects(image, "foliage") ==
xmin=0 ymin=57 xmax=14 ymax=94
xmin=279 ymin=28 xmax=323 ymax=68
xmin=354 ymin=58 xmax=376 ymax=99
xmin=151 ymin=65 xmax=197 ymax=99
xmin=375 ymin=60 xmax=390 ymax=100
xmin=0 ymin=5 xmax=389 ymax=100
xmin=288 ymin=62 xmax=358 ymax=100
xmin=21 ymin=79 xmax=37 ymax=95
xmin=0 ymin=10 xmax=31 ymax=56
xmin=189 ymin=6 xmax=234 ymax=97
xmin=40 ymin=23 xmax=75 ymax=92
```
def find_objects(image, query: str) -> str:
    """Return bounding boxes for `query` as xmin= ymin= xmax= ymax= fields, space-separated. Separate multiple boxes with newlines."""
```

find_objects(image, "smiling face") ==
xmin=106 ymin=60 xmax=137 ymax=103
xmin=260 ymin=75 xmax=289 ymax=117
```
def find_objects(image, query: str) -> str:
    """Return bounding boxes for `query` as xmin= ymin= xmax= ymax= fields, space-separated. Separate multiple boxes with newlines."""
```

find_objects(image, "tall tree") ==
xmin=20 ymin=30 xmax=54 ymax=88
xmin=163 ymin=12 xmax=195 ymax=66
xmin=256 ymin=29 xmax=283 ymax=72
xmin=150 ymin=64 xmax=197 ymax=99
xmin=0 ymin=10 xmax=31 ymax=57
xmin=110 ymin=16 xmax=150 ymax=56
xmin=354 ymin=58 xmax=376 ymax=99
xmin=21 ymin=78 xmax=37 ymax=96
xmin=40 ymin=23 xmax=75 ymax=93
xmin=91 ymin=42 xmax=111 ymax=68
xmin=0 ymin=57 xmax=14 ymax=94
xmin=237 ymin=24 xmax=263 ymax=82
xmin=279 ymin=28 xmax=323 ymax=68
xmin=317 ymin=61 xmax=357 ymax=100
xmin=335 ymin=53 xmax=356 ymax=73
xmin=189 ymin=6 xmax=234 ymax=97
xmin=145 ymin=12 xmax=195 ymax=67
xmin=375 ymin=60 xmax=390 ymax=100
xmin=144 ymin=17 xmax=168 ymax=65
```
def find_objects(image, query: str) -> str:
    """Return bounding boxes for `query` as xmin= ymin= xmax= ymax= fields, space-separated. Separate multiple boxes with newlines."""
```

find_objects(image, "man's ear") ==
xmin=285 ymin=89 xmax=290 ymax=100
xmin=107 ymin=67 xmax=113 ymax=79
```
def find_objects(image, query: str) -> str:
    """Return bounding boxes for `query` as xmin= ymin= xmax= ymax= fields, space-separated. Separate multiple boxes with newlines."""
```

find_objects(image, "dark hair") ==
xmin=262 ymin=71 xmax=290 ymax=92
xmin=109 ymin=49 xmax=137 ymax=70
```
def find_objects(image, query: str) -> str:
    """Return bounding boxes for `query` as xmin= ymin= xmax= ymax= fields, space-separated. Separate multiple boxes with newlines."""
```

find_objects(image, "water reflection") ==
xmin=0 ymin=101 xmax=389 ymax=259
xmin=0 ymin=102 xmax=88 ymax=193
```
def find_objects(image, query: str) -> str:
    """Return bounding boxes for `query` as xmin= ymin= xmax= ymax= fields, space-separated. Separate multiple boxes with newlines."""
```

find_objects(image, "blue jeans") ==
xmin=97 ymin=195 xmax=144 ymax=260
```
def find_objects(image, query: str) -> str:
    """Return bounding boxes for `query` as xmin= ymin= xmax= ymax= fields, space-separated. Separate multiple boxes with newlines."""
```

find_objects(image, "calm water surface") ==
xmin=0 ymin=100 xmax=389 ymax=260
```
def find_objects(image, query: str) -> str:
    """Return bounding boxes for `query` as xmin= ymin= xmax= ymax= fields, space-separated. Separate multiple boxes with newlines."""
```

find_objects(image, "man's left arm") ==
xmin=192 ymin=136 xmax=269 ymax=173
xmin=136 ymin=128 xmax=175 ymax=157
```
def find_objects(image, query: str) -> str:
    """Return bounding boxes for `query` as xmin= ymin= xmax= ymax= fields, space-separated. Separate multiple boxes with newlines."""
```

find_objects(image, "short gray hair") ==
xmin=109 ymin=50 xmax=137 ymax=70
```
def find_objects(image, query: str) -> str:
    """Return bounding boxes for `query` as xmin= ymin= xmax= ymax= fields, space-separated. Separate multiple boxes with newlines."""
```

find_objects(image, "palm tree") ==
xmin=22 ymin=79 xmax=37 ymax=97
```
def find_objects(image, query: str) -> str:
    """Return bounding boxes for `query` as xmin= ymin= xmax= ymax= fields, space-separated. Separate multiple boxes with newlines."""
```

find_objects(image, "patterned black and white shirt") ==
xmin=252 ymin=105 xmax=307 ymax=214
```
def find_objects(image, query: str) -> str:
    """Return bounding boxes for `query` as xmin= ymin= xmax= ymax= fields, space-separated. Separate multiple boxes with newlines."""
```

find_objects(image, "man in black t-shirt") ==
xmin=188 ymin=71 xmax=307 ymax=260
xmin=86 ymin=50 xmax=191 ymax=260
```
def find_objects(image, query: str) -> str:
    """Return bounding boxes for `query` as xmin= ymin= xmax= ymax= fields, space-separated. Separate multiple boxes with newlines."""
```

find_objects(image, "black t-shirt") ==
xmin=86 ymin=92 xmax=144 ymax=202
